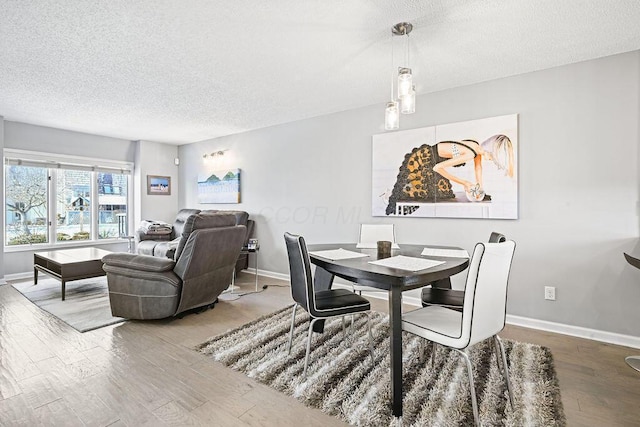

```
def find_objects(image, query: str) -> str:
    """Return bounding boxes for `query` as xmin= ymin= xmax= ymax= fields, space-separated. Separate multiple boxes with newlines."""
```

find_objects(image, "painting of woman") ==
xmin=385 ymin=134 xmax=515 ymax=215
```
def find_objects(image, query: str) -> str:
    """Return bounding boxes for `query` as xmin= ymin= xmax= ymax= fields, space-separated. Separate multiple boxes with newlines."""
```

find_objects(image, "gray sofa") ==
xmin=137 ymin=208 xmax=254 ymax=273
xmin=103 ymin=213 xmax=246 ymax=319
xmin=137 ymin=208 xmax=200 ymax=258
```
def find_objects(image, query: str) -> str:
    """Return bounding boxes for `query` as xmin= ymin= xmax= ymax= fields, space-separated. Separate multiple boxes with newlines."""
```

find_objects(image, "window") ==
xmin=56 ymin=169 xmax=92 ymax=241
xmin=4 ymin=150 xmax=132 ymax=248
xmin=5 ymin=165 xmax=49 ymax=245
xmin=97 ymin=172 xmax=128 ymax=240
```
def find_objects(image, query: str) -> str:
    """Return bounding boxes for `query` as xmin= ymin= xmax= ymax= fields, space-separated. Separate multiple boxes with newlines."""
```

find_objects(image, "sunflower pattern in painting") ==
xmin=385 ymin=144 xmax=455 ymax=215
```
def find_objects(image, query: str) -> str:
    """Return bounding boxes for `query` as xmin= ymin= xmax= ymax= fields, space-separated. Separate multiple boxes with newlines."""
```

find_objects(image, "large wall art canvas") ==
xmin=372 ymin=114 xmax=518 ymax=219
xmin=198 ymin=168 xmax=241 ymax=204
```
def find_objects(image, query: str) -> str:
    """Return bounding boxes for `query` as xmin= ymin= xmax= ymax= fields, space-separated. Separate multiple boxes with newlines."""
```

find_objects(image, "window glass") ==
xmin=98 ymin=172 xmax=128 ymax=239
xmin=56 ymin=170 xmax=92 ymax=241
xmin=5 ymin=165 xmax=49 ymax=245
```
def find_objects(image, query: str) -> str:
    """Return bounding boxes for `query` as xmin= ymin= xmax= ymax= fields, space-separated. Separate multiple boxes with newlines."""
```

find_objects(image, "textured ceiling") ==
xmin=1 ymin=0 xmax=640 ymax=145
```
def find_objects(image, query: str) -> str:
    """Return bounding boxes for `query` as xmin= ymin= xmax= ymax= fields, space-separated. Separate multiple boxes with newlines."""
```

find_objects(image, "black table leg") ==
xmin=313 ymin=267 xmax=334 ymax=292
xmin=311 ymin=267 xmax=335 ymax=333
xmin=389 ymin=287 xmax=403 ymax=418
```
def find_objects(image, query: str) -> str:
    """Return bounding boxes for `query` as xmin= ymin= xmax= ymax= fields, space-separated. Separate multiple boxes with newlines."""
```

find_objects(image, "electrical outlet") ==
xmin=544 ymin=286 xmax=556 ymax=301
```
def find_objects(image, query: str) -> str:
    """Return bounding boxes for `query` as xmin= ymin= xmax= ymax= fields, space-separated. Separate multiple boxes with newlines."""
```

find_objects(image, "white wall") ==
xmin=179 ymin=51 xmax=640 ymax=337
xmin=4 ymin=121 xmax=135 ymax=161
xmin=134 ymin=140 xmax=179 ymax=228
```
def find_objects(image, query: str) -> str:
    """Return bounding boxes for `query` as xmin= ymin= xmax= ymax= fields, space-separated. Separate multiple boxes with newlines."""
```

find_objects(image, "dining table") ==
xmin=307 ymin=243 xmax=469 ymax=419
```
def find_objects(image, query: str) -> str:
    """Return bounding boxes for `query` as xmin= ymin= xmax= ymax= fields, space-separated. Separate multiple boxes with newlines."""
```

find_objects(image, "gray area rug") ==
xmin=12 ymin=276 xmax=125 ymax=332
xmin=198 ymin=307 xmax=566 ymax=426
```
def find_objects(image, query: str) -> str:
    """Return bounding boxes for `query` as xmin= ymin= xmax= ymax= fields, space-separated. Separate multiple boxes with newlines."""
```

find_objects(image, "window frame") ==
xmin=4 ymin=148 xmax=134 ymax=251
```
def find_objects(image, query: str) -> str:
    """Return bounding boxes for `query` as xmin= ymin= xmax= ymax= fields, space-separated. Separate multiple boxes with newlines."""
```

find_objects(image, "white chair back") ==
xmin=357 ymin=224 xmax=397 ymax=249
xmin=461 ymin=241 xmax=516 ymax=346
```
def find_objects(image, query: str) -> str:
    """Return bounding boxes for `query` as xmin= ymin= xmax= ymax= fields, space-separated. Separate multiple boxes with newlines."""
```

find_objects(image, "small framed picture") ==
xmin=147 ymin=175 xmax=171 ymax=195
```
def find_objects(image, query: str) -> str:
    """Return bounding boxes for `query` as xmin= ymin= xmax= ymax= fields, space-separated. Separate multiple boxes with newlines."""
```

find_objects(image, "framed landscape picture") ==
xmin=198 ymin=168 xmax=241 ymax=203
xmin=147 ymin=175 xmax=171 ymax=195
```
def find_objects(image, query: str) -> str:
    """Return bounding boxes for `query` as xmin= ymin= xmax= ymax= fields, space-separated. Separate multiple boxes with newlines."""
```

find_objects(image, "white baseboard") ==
xmin=256 ymin=267 xmax=640 ymax=350
xmin=506 ymin=314 xmax=640 ymax=350
xmin=3 ymin=272 xmax=33 ymax=281
xmin=243 ymin=267 xmax=290 ymax=282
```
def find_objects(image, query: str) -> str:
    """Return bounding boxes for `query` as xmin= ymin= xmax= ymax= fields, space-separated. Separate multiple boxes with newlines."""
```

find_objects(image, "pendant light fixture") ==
xmin=400 ymin=85 xmax=416 ymax=114
xmin=385 ymin=101 xmax=399 ymax=130
xmin=397 ymin=68 xmax=412 ymax=98
xmin=384 ymin=22 xmax=415 ymax=131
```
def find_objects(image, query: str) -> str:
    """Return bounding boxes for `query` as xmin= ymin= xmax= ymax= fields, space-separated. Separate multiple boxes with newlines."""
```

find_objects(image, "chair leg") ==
xmin=493 ymin=335 xmax=502 ymax=371
xmin=430 ymin=341 xmax=437 ymax=368
xmin=495 ymin=335 xmax=514 ymax=407
xmin=287 ymin=303 xmax=298 ymax=355
xmin=454 ymin=348 xmax=479 ymax=427
xmin=304 ymin=318 xmax=319 ymax=377
xmin=418 ymin=340 xmax=427 ymax=365
xmin=365 ymin=313 xmax=374 ymax=363
xmin=417 ymin=341 xmax=424 ymax=364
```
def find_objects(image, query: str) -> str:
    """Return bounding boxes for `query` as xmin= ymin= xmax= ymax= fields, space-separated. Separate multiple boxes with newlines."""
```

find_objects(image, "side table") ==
xmin=230 ymin=245 xmax=260 ymax=292
xmin=120 ymin=235 xmax=135 ymax=253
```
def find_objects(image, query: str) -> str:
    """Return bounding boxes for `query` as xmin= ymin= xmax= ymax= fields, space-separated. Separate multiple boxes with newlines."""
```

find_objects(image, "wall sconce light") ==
xmin=203 ymin=150 xmax=226 ymax=160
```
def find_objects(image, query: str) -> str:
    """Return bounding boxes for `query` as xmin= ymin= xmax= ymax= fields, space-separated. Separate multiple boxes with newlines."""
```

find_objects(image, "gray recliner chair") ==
xmin=137 ymin=208 xmax=254 ymax=273
xmin=203 ymin=210 xmax=255 ymax=274
xmin=102 ymin=213 xmax=246 ymax=319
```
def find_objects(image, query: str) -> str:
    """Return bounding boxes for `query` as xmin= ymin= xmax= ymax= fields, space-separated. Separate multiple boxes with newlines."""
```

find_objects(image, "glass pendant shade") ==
xmin=400 ymin=85 xmax=416 ymax=114
xmin=385 ymin=101 xmax=399 ymax=130
xmin=397 ymin=68 xmax=412 ymax=97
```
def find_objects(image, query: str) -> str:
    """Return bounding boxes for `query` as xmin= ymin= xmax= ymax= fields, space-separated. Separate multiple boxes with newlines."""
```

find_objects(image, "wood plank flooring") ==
xmin=1 ymin=273 xmax=639 ymax=426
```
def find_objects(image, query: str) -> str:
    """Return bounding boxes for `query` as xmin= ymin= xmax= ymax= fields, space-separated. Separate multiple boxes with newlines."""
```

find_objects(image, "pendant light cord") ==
xmin=390 ymin=33 xmax=394 ymax=101
xmin=406 ymin=32 xmax=410 ymax=69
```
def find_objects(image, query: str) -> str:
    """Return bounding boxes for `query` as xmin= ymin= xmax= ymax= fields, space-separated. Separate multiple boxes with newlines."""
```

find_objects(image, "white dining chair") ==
xmin=352 ymin=223 xmax=399 ymax=295
xmin=420 ymin=231 xmax=507 ymax=309
xmin=355 ymin=223 xmax=400 ymax=249
xmin=402 ymin=240 xmax=516 ymax=426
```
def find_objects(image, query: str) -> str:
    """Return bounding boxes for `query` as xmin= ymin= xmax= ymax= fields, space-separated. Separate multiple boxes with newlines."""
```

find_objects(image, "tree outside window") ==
xmin=4 ymin=165 xmax=49 ymax=245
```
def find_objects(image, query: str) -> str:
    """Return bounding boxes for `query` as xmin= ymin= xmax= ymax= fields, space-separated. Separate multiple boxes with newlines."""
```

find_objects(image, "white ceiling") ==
xmin=1 ymin=1 xmax=640 ymax=145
